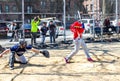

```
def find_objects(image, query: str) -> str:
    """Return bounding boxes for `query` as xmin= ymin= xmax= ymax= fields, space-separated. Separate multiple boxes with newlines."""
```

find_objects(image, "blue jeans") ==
xmin=50 ymin=33 xmax=55 ymax=43
xmin=41 ymin=35 xmax=46 ymax=44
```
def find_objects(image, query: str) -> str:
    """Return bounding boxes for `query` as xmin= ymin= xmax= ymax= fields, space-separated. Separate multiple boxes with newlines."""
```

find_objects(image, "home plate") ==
xmin=72 ymin=63 xmax=94 ymax=72
xmin=80 ymin=63 xmax=94 ymax=68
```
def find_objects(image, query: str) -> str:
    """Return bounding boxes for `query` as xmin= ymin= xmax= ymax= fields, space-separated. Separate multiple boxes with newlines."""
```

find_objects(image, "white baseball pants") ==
xmin=66 ymin=38 xmax=91 ymax=60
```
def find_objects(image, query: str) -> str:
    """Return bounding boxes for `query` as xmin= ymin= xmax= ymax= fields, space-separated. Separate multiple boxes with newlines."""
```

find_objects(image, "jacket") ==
xmin=41 ymin=26 xmax=48 ymax=35
xmin=31 ymin=18 xmax=40 ymax=32
xmin=70 ymin=21 xmax=85 ymax=39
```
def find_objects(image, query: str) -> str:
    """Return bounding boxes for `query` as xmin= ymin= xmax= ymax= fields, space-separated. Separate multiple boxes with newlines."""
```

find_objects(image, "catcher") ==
xmin=64 ymin=21 xmax=94 ymax=63
xmin=0 ymin=40 xmax=49 ymax=70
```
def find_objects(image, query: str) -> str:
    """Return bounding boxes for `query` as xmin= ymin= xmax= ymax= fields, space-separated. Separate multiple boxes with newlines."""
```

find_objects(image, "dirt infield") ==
xmin=0 ymin=42 xmax=120 ymax=81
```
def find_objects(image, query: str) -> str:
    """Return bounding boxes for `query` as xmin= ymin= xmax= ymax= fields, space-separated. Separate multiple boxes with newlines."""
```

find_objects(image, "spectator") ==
xmin=9 ymin=22 xmax=17 ymax=42
xmin=103 ymin=16 xmax=110 ymax=28
xmin=48 ymin=21 xmax=56 ymax=44
xmin=40 ymin=22 xmax=48 ymax=44
xmin=31 ymin=16 xmax=41 ymax=45
xmin=95 ymin=19 xmax=100 ymax=27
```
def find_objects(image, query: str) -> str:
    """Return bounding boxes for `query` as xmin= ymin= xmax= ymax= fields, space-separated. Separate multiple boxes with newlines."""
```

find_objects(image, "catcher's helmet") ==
xmin=19 ymin=40 xmax=27 ymax=46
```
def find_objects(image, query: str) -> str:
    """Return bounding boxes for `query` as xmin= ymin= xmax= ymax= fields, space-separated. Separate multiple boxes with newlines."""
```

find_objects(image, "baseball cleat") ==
xmin=10 ymin=67 xmax=14 ymax=70
xmin=87 ymin=58 xmax=94 ymax=62
xmin=64 ymin=57 xmax=70 ymax=63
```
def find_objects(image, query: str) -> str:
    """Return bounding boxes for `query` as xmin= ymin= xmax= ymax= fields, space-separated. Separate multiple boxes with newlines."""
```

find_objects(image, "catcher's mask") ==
xmin=19 ymin=40 xmax=27 ymax=48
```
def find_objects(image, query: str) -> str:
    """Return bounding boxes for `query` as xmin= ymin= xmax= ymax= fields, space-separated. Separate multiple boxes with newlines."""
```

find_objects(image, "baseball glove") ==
xmin=40 ymin=50 xmax=50 ymax=58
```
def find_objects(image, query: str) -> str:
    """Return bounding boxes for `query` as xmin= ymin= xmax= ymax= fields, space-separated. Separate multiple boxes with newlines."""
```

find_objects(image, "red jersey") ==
xmin=70 ymin=21 xmax=85 ymax=39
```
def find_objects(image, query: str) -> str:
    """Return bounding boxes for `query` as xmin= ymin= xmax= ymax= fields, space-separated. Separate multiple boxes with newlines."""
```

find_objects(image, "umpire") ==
xmin=0 ymin=40 xmax=49 ymax=70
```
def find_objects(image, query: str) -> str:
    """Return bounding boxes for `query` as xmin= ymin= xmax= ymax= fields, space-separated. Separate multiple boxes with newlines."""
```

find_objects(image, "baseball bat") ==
xmin=77 ymin=11 xmax=82 ymax=21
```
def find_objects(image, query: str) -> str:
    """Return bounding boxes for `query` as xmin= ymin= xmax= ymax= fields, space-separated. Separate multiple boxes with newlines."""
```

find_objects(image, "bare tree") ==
xmin=102 ymin=0 xmax=116 ymax=15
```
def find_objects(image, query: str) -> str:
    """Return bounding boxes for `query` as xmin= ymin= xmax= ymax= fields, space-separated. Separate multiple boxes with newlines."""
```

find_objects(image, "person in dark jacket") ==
xmin=103 ymin=16 xmax=110 ymax=28
xmin=48 ymin=21 xmax=56 ymax=44
xmin=40 ymin=22 xmax=48 ymax=44
xmin=103 ymin=16 xmax=111 ymax=34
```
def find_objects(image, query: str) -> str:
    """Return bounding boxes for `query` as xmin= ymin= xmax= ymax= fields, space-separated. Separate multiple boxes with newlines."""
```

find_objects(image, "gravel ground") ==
xmin=0 ymin=40 xmax=120 ymax=81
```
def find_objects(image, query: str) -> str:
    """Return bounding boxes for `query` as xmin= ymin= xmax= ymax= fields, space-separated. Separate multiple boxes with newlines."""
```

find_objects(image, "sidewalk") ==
xmin=0 ymin=33 xmax=93 ymax=47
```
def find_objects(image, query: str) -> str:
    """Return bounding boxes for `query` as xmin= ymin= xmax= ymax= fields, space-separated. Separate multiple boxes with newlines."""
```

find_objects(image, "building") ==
xmin=0 ymin=0 xmax=63 ymax=22
xmin=83 ymin=0 xmax=120 ymax=20
xmin=2 ymin=0 xmax=114 ymax=22
xmin=83 ymin=0 xmax=101 ymax=19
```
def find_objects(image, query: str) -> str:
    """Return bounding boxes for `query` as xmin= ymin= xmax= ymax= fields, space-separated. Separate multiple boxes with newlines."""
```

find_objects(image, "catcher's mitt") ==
xmin=40 ymin=50 xmax=50 ymax=58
